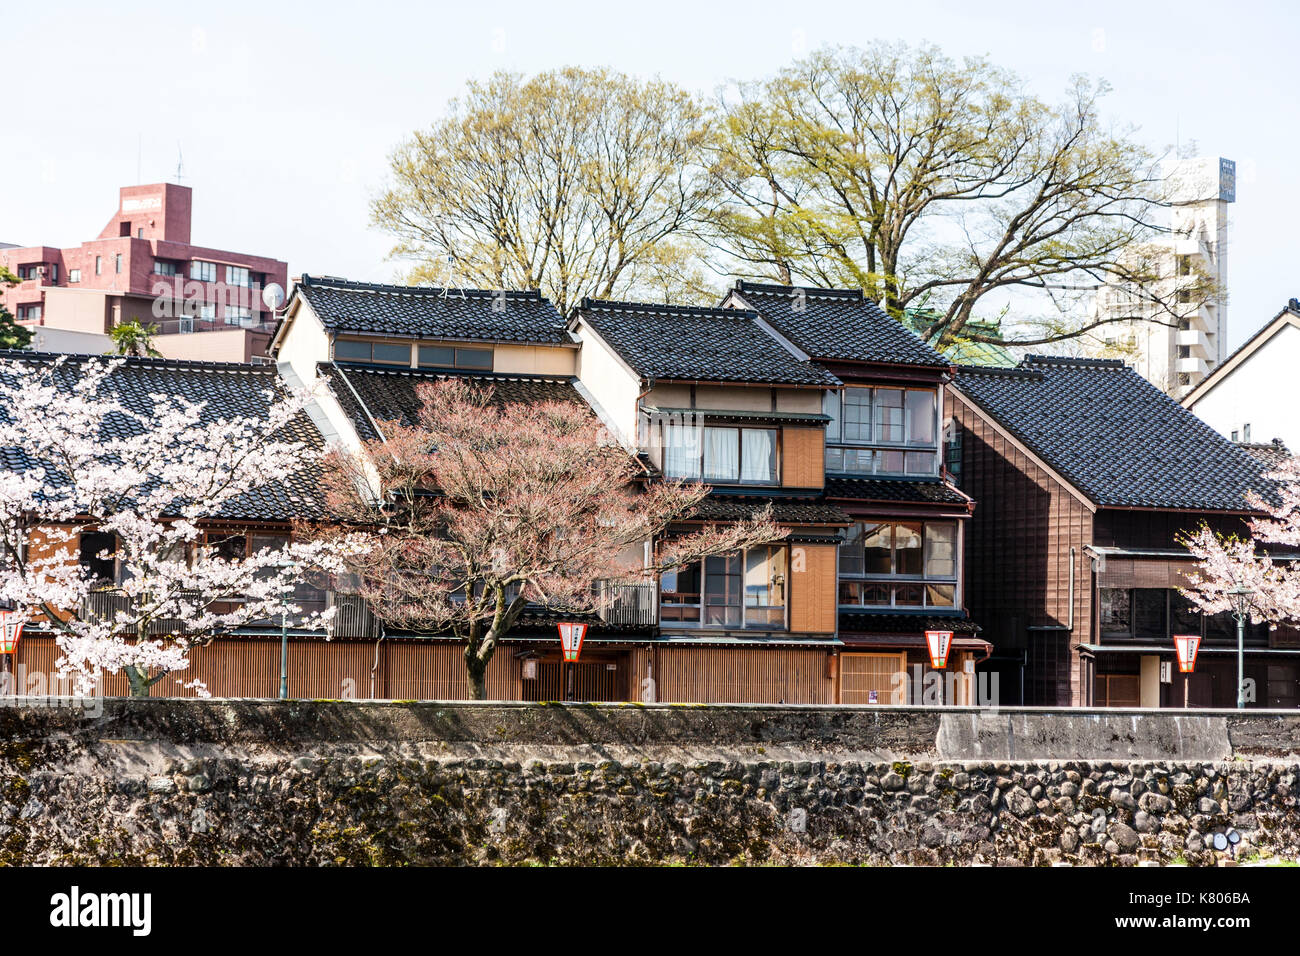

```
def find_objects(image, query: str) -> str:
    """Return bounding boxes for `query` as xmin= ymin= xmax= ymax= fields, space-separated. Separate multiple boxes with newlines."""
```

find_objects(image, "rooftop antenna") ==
xmin=437 ymin=253 xmax=466 ymax=300
xmin=174 ymin=144 xmax=185 ymax=185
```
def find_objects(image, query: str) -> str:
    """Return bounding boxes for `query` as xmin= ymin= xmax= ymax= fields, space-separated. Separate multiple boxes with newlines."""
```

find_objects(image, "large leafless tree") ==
xmin=372 ymin=68 xmax=718 ymax=315
xmin=703 ymin=43 xmax=1215 ymax=349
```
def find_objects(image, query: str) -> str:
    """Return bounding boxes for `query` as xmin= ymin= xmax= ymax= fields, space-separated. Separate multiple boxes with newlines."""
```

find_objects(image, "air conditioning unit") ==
xmin=178 ymin=317 xmax=194 ymax=334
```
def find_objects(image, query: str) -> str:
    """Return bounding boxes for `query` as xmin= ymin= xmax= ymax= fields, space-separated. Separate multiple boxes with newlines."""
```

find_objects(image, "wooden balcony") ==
xmin=596 ymin=580 xmax=657 ymax=627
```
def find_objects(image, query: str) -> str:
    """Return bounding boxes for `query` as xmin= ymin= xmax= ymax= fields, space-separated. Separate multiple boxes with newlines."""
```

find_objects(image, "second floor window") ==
xmin=418 ymin=345 xmax=493 ymax=371
xmin=190 ymin=261 xmax=217 ymax=283
xmin=226 ymin=265 xmax=250 ymax=288
xmin=1100 ymin=587 xmax=1268 ymax=645
xmin=68 ymin=269 xmax=81 ymax=283
xmin=824 ymin=386 xmax=938 ymax=477
xmin=335 ymin=339 xmax=411 ymax=366
xmin=662 ymin=423 xmax=778 ymax=484
xmin=153 ymin=260 xmax=177 ymax=276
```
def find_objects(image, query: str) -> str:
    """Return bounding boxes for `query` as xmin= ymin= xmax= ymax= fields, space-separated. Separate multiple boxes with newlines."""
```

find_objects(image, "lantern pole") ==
xmin=1228 ymin=585 xmax=1254 ymax=710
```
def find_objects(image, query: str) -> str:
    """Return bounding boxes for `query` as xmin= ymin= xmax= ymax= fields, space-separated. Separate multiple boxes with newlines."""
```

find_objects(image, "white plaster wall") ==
xmin=275 ymin=299 xmax=331 ymax=388
xmin=1190 ymin=322 xmax=1300 ymax=451
xmin=29 ymin=325 xmax=111 ymax=355
xmin=494 ymin=344 xmax=576 ymax=375
xmin=573 ymin=320 xmax=642 ymax=449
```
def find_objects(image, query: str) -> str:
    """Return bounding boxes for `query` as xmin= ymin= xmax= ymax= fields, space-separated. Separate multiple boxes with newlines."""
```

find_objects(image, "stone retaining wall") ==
xmin=1 ymin=699 xmax=1298 ymax=865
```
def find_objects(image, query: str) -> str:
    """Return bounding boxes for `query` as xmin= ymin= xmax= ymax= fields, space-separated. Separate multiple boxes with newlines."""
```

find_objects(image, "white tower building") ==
xmin=1093 ymin=156 xmax=1235 ymax=397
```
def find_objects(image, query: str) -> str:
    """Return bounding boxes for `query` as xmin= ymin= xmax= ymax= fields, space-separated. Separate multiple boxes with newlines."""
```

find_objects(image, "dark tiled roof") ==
xmin=1238 ymin=440 xmax=1291 ymax=470
xmin=824 ymin=476 xmax=970 ymax=507
xmin=686 ymin=493 xmax=850 ymax=525
xmin=575 ymin=298 xmax=839 ymax=386
xmin=320 ymin=363 xmax=584 ymax=443
xmin=729 ymin=281 xmax=950 ymax=368
xmin=955 ymin=355 xmax=1272 ymax=511
xmin=838 ymin=611 xmax=983 ymax=636
xmin=294 ymin=274 xmax=570 ymax=344
xmin=0 ymin=352 xmax=326 ymax=521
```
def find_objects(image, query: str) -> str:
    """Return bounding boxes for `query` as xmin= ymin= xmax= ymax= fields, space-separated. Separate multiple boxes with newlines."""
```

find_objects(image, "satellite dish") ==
xmin=261 ymin=283 xmax=286 ymax=312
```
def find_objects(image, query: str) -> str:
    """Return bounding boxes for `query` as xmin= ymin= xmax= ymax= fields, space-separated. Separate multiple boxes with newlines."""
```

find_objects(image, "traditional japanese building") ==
xmin=948 ymin=354 xmax=1292 ymax=708
xmin=6 ymin=273 xmax=994 ymax=704
xmin=720 ymin=282 xmax=983 ymax=703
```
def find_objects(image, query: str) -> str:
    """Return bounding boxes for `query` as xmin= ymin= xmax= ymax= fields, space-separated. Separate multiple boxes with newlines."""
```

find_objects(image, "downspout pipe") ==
xmin=370 ymin=624 xmax=386 ymax=700
xmin=1068 ymin=546 xmax=1076 ymax=632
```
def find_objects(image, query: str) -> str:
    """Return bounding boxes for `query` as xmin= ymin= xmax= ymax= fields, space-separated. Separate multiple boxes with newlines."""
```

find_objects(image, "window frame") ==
xmin=660 ymin=544 xmax=790 ymax=631
xmin=660 ymin=421 xmax=780 ymax=485
xmin=837 ymin=519 xmax=960 ymax=610
xmin=824 ymin=385 xmax=940 ymax=478
xmin=334 ymin=339 xmax=412 ymax=366
xmin=416 ymin=344 xmax=494 ymax=371
xmin=1098 ymin=586 xmax=1269 ymax=646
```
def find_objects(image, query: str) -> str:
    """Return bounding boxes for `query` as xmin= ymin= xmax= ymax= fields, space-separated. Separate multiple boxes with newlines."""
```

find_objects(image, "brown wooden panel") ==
xmin=840 ymin=652 xmax=906 ymax=704
xmin=654 ymin=646 xmax=832 ymax=704
xmin=1095 ymin=673 xmax=1140 ymax=708
xmin=10 ymin=635 xmax=523 ymax=701
xmin=947 ymin=391 xmax=1095 ymax=704
xmin=781 ymin=427 xmax=824 ymax=488
xmin=790 ymin=543 xmax=837 ymax=633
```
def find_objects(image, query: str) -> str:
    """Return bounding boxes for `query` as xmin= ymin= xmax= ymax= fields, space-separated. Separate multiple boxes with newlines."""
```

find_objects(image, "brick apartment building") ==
xmin=0 ymin=183 xmax=287 ymax=362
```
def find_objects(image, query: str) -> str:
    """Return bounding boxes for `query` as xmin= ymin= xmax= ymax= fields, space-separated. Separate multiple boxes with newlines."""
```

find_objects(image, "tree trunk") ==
xmin=463 ymin=644 xmax=488 ymax=701
xmin=123 ymin=664 xmax=151 ymax=698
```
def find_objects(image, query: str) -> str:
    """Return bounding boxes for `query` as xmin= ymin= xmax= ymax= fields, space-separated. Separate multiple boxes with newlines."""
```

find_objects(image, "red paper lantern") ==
xmin=1173 ymin=633 xmax=1201 ymax=673
xmin=558 ymin=622 xmax=588 ymax=663
xmin=925 ymin=629 xmax=953 ymax=669
xmin=0 ymin=611 xmax=25 ymax=655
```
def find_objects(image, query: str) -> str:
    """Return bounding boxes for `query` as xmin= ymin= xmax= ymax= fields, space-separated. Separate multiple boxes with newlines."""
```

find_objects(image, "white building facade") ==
xmin=1182 ymin=301 xmax=1300 ymax=454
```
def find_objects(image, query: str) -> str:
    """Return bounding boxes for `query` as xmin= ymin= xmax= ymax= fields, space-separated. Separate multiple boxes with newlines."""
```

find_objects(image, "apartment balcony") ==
xmin=1177 ymin=355 xmax=1209 ymax=377
xmin=148 ymin=316 xmax=278 ymax=336
xmin=1176 ymin=327 xmax=1211 ymax=358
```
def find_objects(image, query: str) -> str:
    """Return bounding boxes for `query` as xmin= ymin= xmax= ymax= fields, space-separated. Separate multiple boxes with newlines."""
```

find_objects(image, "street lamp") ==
xmin=1227 ymin=585 xmax=1254 ymax=710
xmin=280 ymin=582 xmax=289 ymax=701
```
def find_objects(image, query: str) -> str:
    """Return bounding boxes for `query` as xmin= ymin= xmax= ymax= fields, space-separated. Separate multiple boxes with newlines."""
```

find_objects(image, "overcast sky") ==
xmin=3 ymin=0 xmax=1295 ymax=349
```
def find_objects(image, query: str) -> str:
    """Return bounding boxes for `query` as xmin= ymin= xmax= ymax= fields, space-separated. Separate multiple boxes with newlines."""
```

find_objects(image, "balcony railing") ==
xmin=326 ymin=592 xmax=381 ymax=639
xmin=76 ymin=586 xmax=344 ymax=635
xmin=78 ymin=588 xmax=200 ymax=635
xmin=145 ymin=316 xmax=278 ymax=336
xmin=596 ymin=580 xmax=657 ymax=627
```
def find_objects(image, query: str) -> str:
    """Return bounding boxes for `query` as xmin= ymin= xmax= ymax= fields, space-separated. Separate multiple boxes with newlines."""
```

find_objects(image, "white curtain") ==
xmin=741 ymin=428 xmax=776 ymax=482
xmin=703 ymin=427 xmax=739 ymax=481
xmin=664 ymin=423 xmax=702 ymax=479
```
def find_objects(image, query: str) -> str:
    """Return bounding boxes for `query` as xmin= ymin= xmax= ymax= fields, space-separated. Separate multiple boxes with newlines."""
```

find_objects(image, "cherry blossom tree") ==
xmin=323 ymin=378 xmax=785 ymax=700
xmin=0 ymin=356 xmax=369 ymax=697
xmin=1180 ymin=458 xmax=1300 ymax=624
